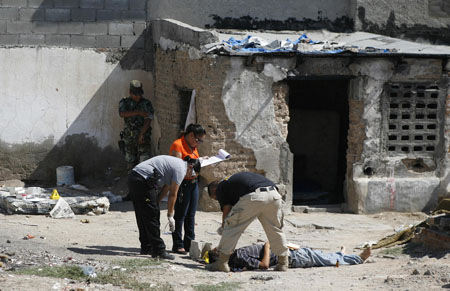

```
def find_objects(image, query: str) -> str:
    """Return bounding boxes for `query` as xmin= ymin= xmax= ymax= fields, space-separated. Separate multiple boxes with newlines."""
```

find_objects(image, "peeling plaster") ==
xmin=221 ymin=58 xmax=289 ymax=182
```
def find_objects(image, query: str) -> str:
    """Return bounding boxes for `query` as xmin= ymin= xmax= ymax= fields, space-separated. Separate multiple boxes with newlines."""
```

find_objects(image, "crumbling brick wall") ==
xmin=154 ymin=48 xmax=260 ymax=183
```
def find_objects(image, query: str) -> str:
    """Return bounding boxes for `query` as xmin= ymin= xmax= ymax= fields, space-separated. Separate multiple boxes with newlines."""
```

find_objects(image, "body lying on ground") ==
xmin=208 ymin=242 xmax=371 ymax=271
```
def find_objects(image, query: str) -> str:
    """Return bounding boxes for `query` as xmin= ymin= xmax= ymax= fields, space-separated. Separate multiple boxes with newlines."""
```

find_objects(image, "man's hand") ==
xmin=167 ymin=213 xmax=175 ymax=232
xmin=217 ymin=226 xmax=223 ymax=236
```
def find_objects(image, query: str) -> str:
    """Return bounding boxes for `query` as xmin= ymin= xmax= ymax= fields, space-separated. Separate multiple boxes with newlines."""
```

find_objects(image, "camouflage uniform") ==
xmin=119 ymin=96 xmax=154 ymax=168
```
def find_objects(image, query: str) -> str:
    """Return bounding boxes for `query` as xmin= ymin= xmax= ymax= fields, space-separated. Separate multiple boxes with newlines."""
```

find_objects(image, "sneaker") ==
xmin=152 ymin=251 xmax=175 ymax=260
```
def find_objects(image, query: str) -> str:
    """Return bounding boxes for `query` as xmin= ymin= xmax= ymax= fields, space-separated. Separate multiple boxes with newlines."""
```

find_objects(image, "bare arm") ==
xmin=259 ymin=242 xmax=271 ymax=269
xmin=221 ymin=205 xmax=232 ymax=227
xmin=119 ymin=111 xmax=147 ymax=118
xmin=166 ymin=181 xmax=180 ymax=215
xmin=170 ymin=150 xmax=183 ymax=159
xmin=138 ymin=118 xmax=152 ymax=144
xmin=158 ymin=185 xmax=169 ymax=203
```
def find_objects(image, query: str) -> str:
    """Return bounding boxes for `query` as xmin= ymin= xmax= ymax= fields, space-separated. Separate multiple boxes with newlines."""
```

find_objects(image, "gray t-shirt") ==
xmin=133 ymin=155 xmax=187 ymax=186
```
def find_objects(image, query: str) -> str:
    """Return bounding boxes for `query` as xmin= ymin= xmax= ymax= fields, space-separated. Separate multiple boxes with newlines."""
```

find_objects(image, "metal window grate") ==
xmin=385 ymin=83 xmax=442 ymax=155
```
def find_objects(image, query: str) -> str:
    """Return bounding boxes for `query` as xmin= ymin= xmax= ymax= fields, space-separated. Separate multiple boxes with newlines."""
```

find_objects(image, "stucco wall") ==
xmin=0 ymin=47 xmax=153 ymax=181
xmin=355 ymin=0 xmax=450 ymax=44
xmin=149 ymin=0 xmax=354 ymax=32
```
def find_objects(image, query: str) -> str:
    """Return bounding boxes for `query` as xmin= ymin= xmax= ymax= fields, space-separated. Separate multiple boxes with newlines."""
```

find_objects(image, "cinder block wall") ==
xmin=0 ymin=0 xmax=149 ymax=49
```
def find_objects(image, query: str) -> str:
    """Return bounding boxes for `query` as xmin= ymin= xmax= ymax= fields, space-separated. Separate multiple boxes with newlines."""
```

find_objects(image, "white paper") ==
xmin=184 ymin=89 xmax=196 ymax=131
xmin=200 ymin=149 xmax=231 ymax=167
xmin=49 ymin=198 xmax=75 ymax=219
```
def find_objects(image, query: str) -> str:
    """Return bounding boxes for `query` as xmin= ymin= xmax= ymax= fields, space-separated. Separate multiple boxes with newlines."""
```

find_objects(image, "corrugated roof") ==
xmin=206 ymin=30 xmax=450 ymax=57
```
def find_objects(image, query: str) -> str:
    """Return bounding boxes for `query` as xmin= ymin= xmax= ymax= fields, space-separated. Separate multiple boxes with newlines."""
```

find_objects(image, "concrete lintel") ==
xmin=151 ymin=18 xmax=218 ymax=49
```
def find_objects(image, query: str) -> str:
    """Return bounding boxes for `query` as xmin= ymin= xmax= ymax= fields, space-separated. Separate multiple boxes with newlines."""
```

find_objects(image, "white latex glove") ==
xmin=167 ymin=213 xmax=175 ymax=232
xmin=217 ymin=226 xmax=223 ymax=236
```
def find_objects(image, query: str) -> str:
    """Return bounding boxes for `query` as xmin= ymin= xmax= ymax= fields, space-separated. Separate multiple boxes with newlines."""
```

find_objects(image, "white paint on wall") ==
xmin=0 ymin=47 xmax=153 ymax=148
xmin=221 ymin=58 xmax=288 ymax=182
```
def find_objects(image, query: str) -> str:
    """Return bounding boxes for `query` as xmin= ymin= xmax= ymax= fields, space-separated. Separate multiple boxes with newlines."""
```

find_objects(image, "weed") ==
xmin=14 ymin=265 xmax=85 ymax=280
xmin=193 ymin=282 xmax=241 ymax=291
xmin=379 ymin=246 xmax=405 ymax=256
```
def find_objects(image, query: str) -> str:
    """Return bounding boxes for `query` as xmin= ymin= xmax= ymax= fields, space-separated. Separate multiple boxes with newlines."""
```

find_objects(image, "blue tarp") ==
xmin=206 ymin=34 xmax=397 ymax=55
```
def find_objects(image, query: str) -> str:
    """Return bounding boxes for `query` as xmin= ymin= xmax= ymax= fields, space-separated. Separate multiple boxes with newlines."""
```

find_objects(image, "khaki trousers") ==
xmin=217 ymin=188 xmax=288 ymax=257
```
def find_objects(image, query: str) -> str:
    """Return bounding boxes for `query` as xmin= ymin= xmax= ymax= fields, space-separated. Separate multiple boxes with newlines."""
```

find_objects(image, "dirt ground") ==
xmin=0 ymin=200 xmax=449 ymax=291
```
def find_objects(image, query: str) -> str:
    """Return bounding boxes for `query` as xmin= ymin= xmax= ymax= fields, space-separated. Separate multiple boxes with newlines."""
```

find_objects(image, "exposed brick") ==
xmin=108 ymin=22 xmax=133 ymax=35
xmin=95 ymin=34 xmax=120 ymax=47
xmin=129 ymin=0 xmax=146 ymax=10
xmin=28 ymin=0 xmax=53 ymax=8
xmin=0 ymin=21 xmax=6 ymax=33
xmin=133 ymin=22 xmax=146 ymax=35
xmin=96 ymin=9 xmax=121 ymax=21
xmin=0 ymin=34 xmax=18 ymax=45
xmin=7 ymin=21 xmax=32 ymax=33
xmin=105 ymin=0 xmax=128 ymax=10
xmin=58 ymin=21 xmax=83 ymax=34
xmin=19 ymin=8 xmax=45 ymax=21
xmin=19 ymin=34 xmax=45 ymax=45
xmin=83 ymin=22 xmax=107 ymax=35
xmin=45 ymin=34 xmax=71 ymax=46
xmin=3 ymin=0 xmax=27 ymax=8
xmin=80 ymin=0 xmax=104 ymax=9
xmin=32 ymin=21 xmax=58 ymax=34
xmin=121 ymin=10 xmax=146 ymax=21
xmin=53 ymin=0 xmax=80 ymax=8
xmin=121 ymin=35 xmax=144 ymax=48
xmin=71 ymin=35 xmax=95 ymax=47
xmin=71 ymin=8 xmax=96 ymax=21
xmin=46 ymin=9 xmax=71 ymax=21
xmin=0 ymin=8 xmax=19 ymax=20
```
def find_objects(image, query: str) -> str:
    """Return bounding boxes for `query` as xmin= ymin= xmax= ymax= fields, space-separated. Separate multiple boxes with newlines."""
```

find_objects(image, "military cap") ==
xmin=130 ymin=80 xmax=144 ymax=95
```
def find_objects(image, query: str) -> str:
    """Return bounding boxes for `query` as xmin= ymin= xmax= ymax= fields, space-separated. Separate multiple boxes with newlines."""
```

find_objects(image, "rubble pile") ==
xmin=413 ymin=212 xmax=450 ymax=251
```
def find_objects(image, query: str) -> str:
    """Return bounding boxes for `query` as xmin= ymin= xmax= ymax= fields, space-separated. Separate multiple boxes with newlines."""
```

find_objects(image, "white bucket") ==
xmin=56 ymin=166 xmax=75 ymax=186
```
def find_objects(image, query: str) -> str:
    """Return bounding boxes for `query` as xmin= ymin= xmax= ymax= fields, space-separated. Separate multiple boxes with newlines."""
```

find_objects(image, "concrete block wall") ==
xmin=0 ymin=0 xmax=149 ymax=48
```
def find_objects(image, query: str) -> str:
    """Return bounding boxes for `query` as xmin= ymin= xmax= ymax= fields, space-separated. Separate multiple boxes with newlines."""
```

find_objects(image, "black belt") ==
xmin=259 ymin=186 xmax=276 ymax=192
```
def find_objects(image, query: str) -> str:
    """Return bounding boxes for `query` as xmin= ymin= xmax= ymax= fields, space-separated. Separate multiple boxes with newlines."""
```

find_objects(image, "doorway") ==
xmin=287 ymin=78 xmax=349 ymax=205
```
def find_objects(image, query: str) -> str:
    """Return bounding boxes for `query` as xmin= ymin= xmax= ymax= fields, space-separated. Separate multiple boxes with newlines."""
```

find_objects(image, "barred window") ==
xmin=384 ymin=83 xmax=443 ymax=155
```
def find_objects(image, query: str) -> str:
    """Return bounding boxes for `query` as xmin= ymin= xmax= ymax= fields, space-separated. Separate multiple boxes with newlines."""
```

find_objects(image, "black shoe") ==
xmin=140 ymin=249 xmax=152 ymax=255
xmin=152 ymin=251 xmax=175 ymax=260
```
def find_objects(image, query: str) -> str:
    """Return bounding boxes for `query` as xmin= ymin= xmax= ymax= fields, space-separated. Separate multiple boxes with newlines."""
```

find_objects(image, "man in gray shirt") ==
xmin=129 ymin=155 xmax=200 ymax=259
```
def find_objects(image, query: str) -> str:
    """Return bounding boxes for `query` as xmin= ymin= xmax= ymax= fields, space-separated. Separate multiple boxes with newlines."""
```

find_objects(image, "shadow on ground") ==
xmin=67 ymin=245 xmax=140 ymax=257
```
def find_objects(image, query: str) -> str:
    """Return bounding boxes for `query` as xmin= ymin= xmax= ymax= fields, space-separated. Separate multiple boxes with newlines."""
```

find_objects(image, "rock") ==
xmin=6 ymin=240 xmax=11 ymax=243
xmin=412 ymin=269 xmax=420 ymax=275
xmin=189 ymin=241 xmax=212 ymax=261
xmin=442 ymin=277 xmax=449 ymax=283
xmin=382 ymin=255 xmax=397 ymax=259
xmin=424 ymin=270 xmax=433 ymax=276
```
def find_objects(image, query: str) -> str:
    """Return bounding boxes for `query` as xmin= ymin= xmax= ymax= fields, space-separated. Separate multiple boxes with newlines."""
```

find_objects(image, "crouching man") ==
xmin=207 ymin=172 xmax=289 ymax=272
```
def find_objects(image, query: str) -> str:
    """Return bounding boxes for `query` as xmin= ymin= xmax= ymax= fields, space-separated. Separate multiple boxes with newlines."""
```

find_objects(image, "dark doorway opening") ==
xmin=287 ymin=78 xmax=349 ymax=205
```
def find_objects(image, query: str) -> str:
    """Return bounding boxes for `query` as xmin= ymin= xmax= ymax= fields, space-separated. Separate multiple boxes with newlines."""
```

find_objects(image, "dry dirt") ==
xmin=0 ymin=201 xmax=449 ymax=291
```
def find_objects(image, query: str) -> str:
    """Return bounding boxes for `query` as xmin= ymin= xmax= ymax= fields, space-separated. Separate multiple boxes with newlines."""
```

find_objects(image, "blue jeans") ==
xmin=289 ymin=248 xmax=362 ymax=268
xmin=172 ymin=180 xmax=199 ymax=251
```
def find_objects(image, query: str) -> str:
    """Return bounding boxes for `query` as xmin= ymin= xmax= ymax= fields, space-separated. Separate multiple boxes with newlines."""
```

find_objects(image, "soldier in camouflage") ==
xmin=119 ymin=80 xmax=155 ymax=171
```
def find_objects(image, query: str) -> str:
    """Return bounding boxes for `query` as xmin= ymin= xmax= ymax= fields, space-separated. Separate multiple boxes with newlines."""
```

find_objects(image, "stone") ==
xmin=424 ymin=270 xmax=433 ymax=275
xmin=412 ymin=269 xmax=420 ymax=275
xmin=189 ymin=240 xmax=212 ymax=261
